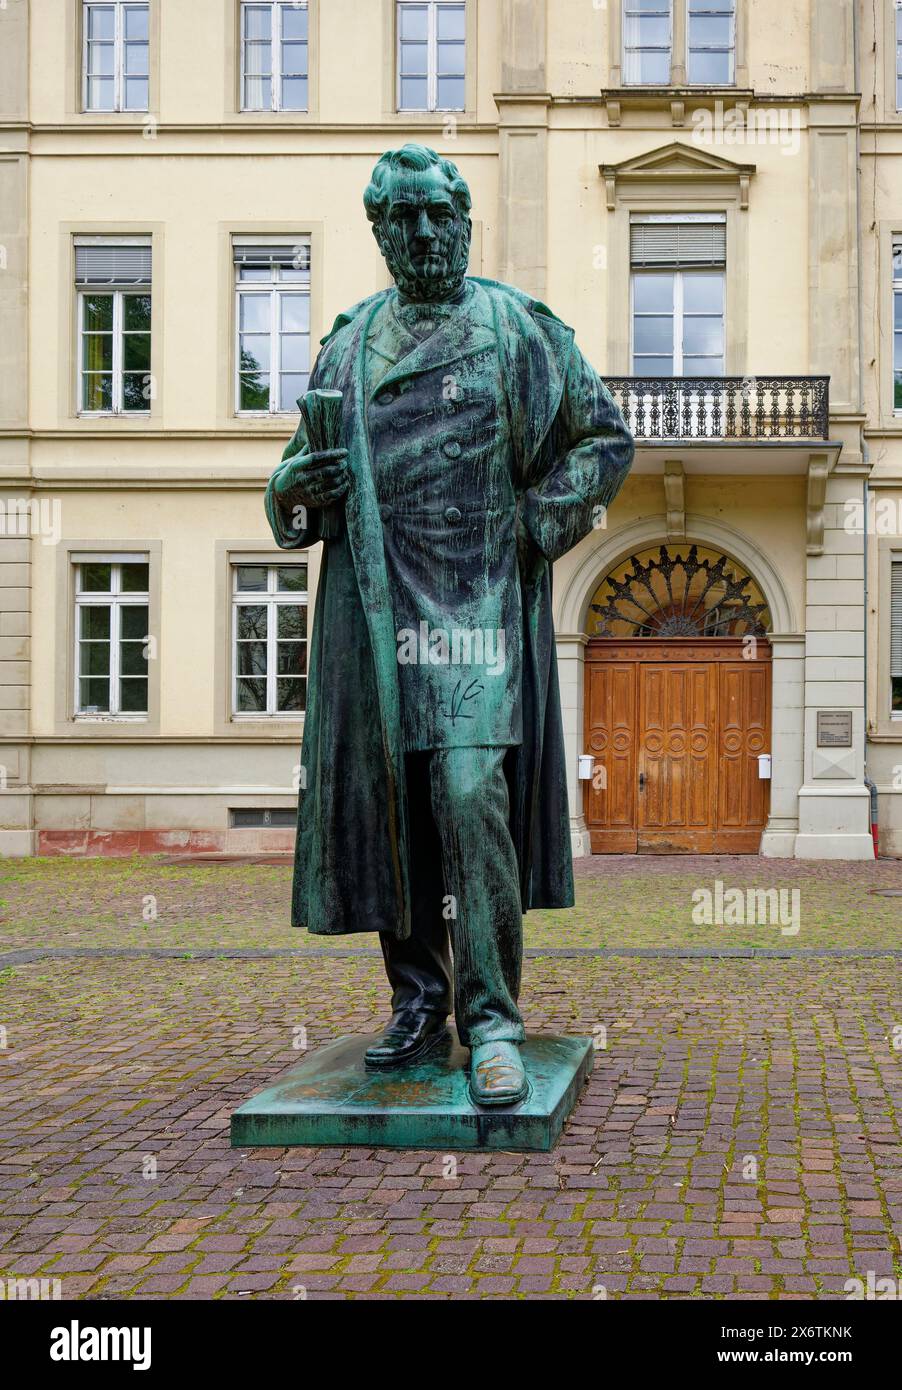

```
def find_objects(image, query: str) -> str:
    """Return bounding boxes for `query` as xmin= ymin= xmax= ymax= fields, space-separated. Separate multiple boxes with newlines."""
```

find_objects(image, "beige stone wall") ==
xmin=28 ymin=149 xmax=498 ymax=431
xmin=3 ymin=0 xmax=899 ymax=856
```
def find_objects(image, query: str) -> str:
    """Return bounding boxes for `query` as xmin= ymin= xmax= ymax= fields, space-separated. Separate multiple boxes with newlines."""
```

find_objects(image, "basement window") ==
xmin=229 ymin=808 xmax=298 ymax=828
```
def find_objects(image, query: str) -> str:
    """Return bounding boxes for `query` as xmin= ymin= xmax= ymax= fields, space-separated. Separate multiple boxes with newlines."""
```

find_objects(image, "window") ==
xmin=631 ymin=216 xmax=725 ymax=375
xmin=623 ymin=0 xmax=672 ymax=85
xmin=622 ymin=0 xmax=735 ymax=86
xmin=83 ymin=2 xmax=149 ymax=111
xmin=893 ymin=560 xmax=902 ymax=714
xmin=397 ymin=1 xmax=465 ymax=111
xmin=230 ymin=807 xmax=297 ymax=827
xmin=234 ymin=240 xmax=311 ymax=413
xmin=240 ymin=1 xmax=308 ymax=111
xmin=232 ymin=564 xmax=308 ymax=716
xmin=74 ymin=558 xmax=149 ymax=717
xmin=76 ymin=239 xmax=152 ymax=414
xmin=894 ymin=241 xmax=902 ymax=409
xmin=687 ymin=0 xmax=734 ymax=84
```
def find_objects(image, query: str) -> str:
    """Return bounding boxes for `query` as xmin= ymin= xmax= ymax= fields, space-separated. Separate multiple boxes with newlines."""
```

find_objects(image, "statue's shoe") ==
xmin=363 ymin=1011 xmax=449 ymax=1069
xmin=469 ymin=1041 xmax=529 ymax=1107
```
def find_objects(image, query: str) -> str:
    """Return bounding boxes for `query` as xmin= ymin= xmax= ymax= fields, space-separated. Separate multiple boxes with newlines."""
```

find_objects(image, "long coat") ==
xmin=265 ymin=277 xmax=634 ymax=936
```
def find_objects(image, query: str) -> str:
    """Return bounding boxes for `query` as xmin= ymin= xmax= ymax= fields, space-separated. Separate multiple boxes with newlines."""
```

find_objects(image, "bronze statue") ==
xmin=265 ymin=144 xmax=633 ymax=1108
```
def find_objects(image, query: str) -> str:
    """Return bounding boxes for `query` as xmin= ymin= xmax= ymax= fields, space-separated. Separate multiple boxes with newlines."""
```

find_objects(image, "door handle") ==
xmin=638 ymin=771 xmax=646 ymax=792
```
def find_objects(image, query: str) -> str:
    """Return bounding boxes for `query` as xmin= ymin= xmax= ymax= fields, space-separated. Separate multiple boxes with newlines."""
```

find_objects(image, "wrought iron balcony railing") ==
xmin=604 ymin=375 xmax=830 ymax=442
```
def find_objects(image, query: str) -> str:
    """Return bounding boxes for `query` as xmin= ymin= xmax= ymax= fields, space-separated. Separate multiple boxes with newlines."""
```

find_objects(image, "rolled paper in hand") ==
xmin=298 ymin=388 xmax=344 ymax=539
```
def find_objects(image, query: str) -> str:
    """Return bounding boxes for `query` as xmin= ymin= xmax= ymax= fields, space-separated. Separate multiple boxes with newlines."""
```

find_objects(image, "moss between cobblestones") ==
xmin=0 ymin=898 xmax=899 ymax=1298
xmin=1 ymin=854 xmax=900 ymax=953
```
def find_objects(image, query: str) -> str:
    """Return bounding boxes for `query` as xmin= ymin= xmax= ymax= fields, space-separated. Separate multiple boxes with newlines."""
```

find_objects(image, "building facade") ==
xmin=0 ymin=0 xmax=898 ymax=860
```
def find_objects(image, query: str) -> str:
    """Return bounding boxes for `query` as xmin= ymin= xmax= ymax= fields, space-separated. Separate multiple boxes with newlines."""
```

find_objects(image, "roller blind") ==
xmin=630 ymin=221 xmax=726 ymax=269
xmin=233 ymin=241 xmax=311 ymax=273
xmin=75 ymin=243 xmax=152 ymax=286
xmin=892 ymin=561 xmax=902 ymax=678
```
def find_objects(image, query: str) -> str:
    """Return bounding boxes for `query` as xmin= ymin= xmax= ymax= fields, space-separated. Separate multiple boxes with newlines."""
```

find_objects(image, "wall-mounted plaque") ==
xmin=817 ymin=710 xmax=853 ymax=748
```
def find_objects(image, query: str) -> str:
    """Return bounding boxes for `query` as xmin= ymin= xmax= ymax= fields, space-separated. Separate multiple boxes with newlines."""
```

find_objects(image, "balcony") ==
xmin=605 ymin=376 xmax=830 ymax=443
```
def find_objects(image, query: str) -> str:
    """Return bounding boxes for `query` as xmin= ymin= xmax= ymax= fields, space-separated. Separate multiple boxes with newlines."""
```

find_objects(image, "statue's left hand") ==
xmin=275 ymin=448 xmax=350 ymax=510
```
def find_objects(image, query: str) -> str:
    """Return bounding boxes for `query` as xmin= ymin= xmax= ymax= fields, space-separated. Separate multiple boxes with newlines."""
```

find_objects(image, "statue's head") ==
xmin=364 ymin=144 xmax=472 ymax=304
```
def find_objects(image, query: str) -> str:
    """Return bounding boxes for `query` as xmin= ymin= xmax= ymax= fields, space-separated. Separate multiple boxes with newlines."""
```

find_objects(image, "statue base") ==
xmin=230 ymin=1032 xmax=593 ymax=1152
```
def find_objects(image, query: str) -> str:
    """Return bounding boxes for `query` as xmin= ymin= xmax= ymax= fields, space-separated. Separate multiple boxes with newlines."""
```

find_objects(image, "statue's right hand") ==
xmin=275 ymin=448 xmax=349 ymax=509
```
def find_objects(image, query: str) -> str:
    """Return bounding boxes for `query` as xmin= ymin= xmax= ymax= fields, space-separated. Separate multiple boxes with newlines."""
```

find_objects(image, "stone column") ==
xmin=0 ymin=0 xmax=33 ymax=856
xmin=810 ymin=0 xmax=855 ymax=95
xmin=794 ymin=473 xmax=873 ymax=859
xmin=794 ymin=6 xmax=871 ymax=857
xmin=497 ymin=0 xmax=548 ymax=302
xmin=556 ymin=633 xmax=591 ymax=857
xmin=760 ymin=635 xmax=805 ymax=857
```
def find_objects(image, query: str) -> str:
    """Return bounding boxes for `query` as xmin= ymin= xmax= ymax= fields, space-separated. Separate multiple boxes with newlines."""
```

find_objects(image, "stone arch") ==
xmin=556 ymin=512 xmax=799 ymax=637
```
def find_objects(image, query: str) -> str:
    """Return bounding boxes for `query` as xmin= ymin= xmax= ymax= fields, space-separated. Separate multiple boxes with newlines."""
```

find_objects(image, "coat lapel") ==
xmin=371 ymin=283 xmax=497 ymax=396
xmin=366 ymin=304 xmax=419 ymax=371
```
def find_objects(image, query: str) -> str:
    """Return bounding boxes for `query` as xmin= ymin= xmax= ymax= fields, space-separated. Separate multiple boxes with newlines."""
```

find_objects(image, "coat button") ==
xmin=444 ymin=506 xmax=462 ymax=524
xmin=379 ymin=503 xmax=393 ymax=521
xmin=377 ymin=390 xmax=395 ymax=406
xmin=442 ymin=440 xmax=462 ymax=458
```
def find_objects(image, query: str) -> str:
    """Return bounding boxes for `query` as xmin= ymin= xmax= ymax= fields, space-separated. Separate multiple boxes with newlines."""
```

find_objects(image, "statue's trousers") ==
xmin=379 ymin=746 xmax=525 ymax=1047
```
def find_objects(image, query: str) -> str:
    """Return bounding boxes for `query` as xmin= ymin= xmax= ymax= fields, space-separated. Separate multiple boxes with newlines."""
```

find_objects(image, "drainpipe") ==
xmin=863 ymin=468 xmax=878 ymax=855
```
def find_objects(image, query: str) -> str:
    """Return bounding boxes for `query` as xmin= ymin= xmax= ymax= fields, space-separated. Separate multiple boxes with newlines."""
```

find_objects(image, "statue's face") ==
xmin=373 ymin=166 xmax=471 ymax=303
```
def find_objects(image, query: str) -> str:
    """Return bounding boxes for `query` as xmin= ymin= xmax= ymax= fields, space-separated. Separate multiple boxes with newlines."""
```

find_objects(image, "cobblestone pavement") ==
xmin=1 ymin=853 xmax=901 ymax=952
xmin=1 ymin=951 xmax=900 ymax=1299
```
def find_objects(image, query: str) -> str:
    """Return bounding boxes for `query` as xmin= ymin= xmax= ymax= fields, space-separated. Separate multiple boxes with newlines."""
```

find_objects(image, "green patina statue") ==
xmin=265 ymin=144 xmax=633 ymax=1109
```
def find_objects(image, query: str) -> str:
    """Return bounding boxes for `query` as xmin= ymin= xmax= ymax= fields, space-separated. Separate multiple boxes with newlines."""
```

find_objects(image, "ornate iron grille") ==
xmin=604 ymin=376 xmax=829 ymax=441
xmin=590 ymin=545 xmax=771 ymax=638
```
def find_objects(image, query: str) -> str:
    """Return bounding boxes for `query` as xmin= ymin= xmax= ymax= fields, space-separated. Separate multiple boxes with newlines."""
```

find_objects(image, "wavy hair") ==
xmin=363 ymin=144 xmax=472 ymax=224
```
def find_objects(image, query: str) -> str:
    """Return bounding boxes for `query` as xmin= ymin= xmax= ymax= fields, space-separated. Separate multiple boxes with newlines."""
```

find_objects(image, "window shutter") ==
xmin=630 ymin=222 xmax=726 ymax=269
xmin=75 ymin=244 xmax=152 ymax=286
xmin=891 ymin=561 xmax=902 ymax=678
xmin=233 ymin=241 xmax=311 ymax=273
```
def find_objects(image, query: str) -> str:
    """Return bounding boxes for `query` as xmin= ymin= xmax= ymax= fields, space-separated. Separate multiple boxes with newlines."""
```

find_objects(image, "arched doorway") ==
xmin=583 ymin=543 xmax=772 ymax=853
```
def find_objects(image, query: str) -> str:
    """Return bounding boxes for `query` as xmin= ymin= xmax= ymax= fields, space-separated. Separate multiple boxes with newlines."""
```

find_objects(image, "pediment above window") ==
xmin=600 ymin=141 xmax=755 ymax=211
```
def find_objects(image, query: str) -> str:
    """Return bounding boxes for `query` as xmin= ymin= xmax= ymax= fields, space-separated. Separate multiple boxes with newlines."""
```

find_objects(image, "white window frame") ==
xmin=233 ymin=241 xmax=311 ymax=416
xmin=621 ymin=0 xmax=738 ymax=88
xmin=239 ymin=1 xmax=309 ymax=113
xmin=74 ymin=555 xmax=150 ymax=721
xmin=630 ymin=269 xmax=725 ymax=376
xmin=231 ymin=564 xmax=308 ymax=719
xmin=77 ymin=286 xmax=152 ymax=416
xmin=396 ymin=0 xmax=466 ymax=113
xmin=686 ymin=0 xmax=735 ymax=86
xmin=622 ymin=0 xmax=673 ymax=86
xmin=82 ymin=1 xmax=150 ymax=113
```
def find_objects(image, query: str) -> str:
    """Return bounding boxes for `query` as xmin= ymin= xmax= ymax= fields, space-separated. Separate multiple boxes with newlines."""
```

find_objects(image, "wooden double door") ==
xmin=583 ymin=638 xmax=771 ymax=854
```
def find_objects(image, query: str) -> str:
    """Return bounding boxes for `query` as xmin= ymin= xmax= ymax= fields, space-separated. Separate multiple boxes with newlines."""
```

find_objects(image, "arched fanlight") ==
xmin=588 ymin=544 xmax=771 ymax=638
